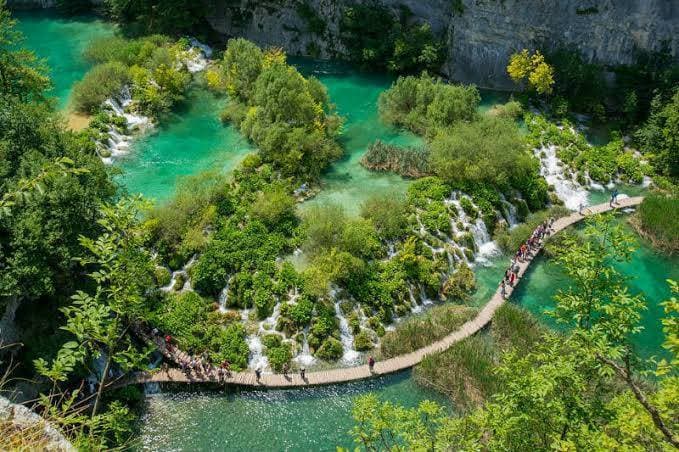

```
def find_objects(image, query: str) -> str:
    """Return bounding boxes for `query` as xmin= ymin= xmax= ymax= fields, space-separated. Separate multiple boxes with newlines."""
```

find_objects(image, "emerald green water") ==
xmin=512 ymin=220 xmax=678 ymax=359
xmin=116 ymin=88 xmax=252 ymax=202
xmin=13 ymin=10 xmax=115 ymax=110
xmin=137 ymin=371 xmax=449 ymax=451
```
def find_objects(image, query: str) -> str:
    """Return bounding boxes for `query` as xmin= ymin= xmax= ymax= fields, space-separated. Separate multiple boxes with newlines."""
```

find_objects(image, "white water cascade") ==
xmin=535 ymin=144 xmax=589 ymax=210
xmin=449 ymin=193 xmax=499 ymax=264
xmin=293 ymin=328 xmax=317 ymax=367
xmin=181 ymin=38 xmax=213 ymax=73
xmin=334 ymin=301 xmax=360 ymax=364
xmin=161 ymin=255 xmax=197 ymax=293
xmin=247 ymin=303 xmax=283 ymax=371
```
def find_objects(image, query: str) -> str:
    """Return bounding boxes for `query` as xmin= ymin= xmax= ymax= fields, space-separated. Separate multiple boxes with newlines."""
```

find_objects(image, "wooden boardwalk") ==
xmin=123 ymin=197 xmax=643 ymax=389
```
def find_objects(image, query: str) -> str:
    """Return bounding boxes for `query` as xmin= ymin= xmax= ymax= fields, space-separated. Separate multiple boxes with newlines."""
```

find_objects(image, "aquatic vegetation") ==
xmin=633 ymin=193 xmax=679 ymax=254
xmin=379 ymin=304 xmax=478 ymax=358
xmin=361 ymin=140 xmax=431 ymax=178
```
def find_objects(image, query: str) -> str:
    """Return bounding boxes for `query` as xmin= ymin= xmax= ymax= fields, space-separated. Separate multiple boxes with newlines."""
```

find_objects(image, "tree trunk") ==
xmin=598 ymin=355 xmax=679 ymax=448
xmin=91 ymin=354 xmax=112 ymax=418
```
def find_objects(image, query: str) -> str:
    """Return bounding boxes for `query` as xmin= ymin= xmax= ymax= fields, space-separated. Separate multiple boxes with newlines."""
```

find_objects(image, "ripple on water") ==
xmin=137 ymin=371 xmax=450 ymax=451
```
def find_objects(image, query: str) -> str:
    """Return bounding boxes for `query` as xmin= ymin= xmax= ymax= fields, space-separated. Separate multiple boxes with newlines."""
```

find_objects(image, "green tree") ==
xmin=0 ymin=1 xmax=50 ymax=101
xmin=35 ymin=197 xmax=155 ymax=417
xmin=507 ymin=49 xmax=555 ymax=95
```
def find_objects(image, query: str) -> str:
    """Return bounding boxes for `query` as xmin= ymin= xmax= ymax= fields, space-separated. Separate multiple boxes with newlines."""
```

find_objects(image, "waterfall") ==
xmin=246 ymin=303 xmax=283 ymax=370
xmin=160 ymin=256 xmax=197 ymax=293
xmin=535 ymin=144 xmax=589 ymax=210
xmin=247 ymin=335 xmax=268 ymax=370
xmin=499 ymin=194 xmax=519 ymax=228
xmin=218 ymin=285 xmax=229 ymax=313
xmin=97 ymin=86 xmax=153 ymax=164
xmin=144 ymin=354 xmax=163 ymax=395
xmin=182 ymin=39 xmax=213 ymax=73
xmin=333 ymin=301 xmax=360 ymax=364
xmin=293 ymin=328 xmax=317 ymax=367
xmin=449 ymin=193 xmax=499 ymax=264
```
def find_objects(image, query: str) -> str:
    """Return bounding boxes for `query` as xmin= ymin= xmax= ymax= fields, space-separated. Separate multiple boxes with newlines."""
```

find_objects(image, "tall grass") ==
xmin=413 ymin=304 xmax=543 ymax=411
xmin=379 ymin=305 xmax=477 ymax=358
xmin=361 ymin=140 xmax=431 ymax=178
xmin=71 ymin=62 xmax=130 ymax=113
xmin=414 ymin=335 xmax=497 ymax=411
xmin=635 ymin=193 xmax=678 ymax=254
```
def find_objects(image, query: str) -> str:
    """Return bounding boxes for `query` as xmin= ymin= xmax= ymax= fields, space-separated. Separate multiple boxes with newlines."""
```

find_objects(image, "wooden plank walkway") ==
xmin=123 ymin=197 xmax=643 ymax=389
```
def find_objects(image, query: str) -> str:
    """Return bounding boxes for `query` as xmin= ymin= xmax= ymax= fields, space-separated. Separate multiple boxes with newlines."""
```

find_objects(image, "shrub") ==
xmin=360 ymin=193 xmax=409 ymax=241
xmin=316 ymin=337 xmax=343 ymax=361
xmin=154 ymin=266 xmax=171 ymax=287
xmin=353 ymin=330 xmax=374 ymax=351
xmin=72 ymin=62 xmax=130 ymax=113
xmin=379 ymin=73 xmax=480 ymax=136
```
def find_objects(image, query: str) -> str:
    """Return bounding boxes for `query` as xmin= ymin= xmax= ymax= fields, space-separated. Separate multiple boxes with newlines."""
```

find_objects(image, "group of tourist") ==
xmin=500 ymin=217 xmax=554 ymax=299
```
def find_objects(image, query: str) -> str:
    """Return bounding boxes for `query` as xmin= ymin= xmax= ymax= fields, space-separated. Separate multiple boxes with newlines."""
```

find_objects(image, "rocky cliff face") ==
xmin=204 ymin=0 xmax=679 ymax=89
xmin=10 ymin=0 xmax=679 ymax=89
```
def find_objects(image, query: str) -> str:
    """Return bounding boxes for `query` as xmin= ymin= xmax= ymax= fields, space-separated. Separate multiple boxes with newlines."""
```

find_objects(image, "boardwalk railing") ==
xmin=121 ymin=197 xmax=643 ymax=389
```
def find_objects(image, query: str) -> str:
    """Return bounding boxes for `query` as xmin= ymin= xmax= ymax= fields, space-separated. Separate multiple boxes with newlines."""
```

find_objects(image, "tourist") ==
xmin=283 ymin=363 xmax=289 ymax=377
xmin=300 ymin=367 xmax=306 ymax=381
xmin=368 ymin=356 xmax=375 ymax=372
xmin=611 ymin=188 xmax=619 ymax=206
xmin=500 ymin=280 xmax=507 ymax=299
xmin=504 ymin=269 xmax=511 ymax=282
xmin=509 ymin=271 xmax=516 ymax=287
xmin=255 ymin=368 xmax=262 ymax=381
xmin=579 ymin=203 xmax=584 ymax=215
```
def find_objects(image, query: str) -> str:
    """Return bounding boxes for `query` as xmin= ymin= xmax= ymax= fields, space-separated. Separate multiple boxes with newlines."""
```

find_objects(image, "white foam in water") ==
xmin=334 ymin=301 xmax=360 ymax=364
xmin=293 ymin=329 xmax=317 ymax=367
xmin=161 ymin=256 xmax=197 ymax=293
xmin=247 ymin=335 xmax=268 ymax=370
xmin=536 ymin=145 xmax=589 ymax=210
xmin=182 ymin=38 xmax=213 ymax=73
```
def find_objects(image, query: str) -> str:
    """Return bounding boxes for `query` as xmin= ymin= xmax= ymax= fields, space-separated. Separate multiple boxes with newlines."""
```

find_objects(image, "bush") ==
xmin=379 ymin=305 xmax=477 ymax=358
xmin=154 ymin=266 xmax=171 ymax=287
xmin=360 ymin=193 xmax=409 ymax=241
xmin=353 ymin=330 xmax=374 ymax=351
xmin=316 ymin=337 xmax=343 ymax=361
xmin=379 ymin=73 xmax=480 ymax=136
xmin=72 ymin=62 xmax=130 ymax=113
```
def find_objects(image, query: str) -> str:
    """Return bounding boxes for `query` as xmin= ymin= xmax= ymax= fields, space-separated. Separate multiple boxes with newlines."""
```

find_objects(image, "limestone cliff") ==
xmin=10 ymin=0 xmax=679 ymax=89
xmin=203 ymin=0 xmax=679 ymax=88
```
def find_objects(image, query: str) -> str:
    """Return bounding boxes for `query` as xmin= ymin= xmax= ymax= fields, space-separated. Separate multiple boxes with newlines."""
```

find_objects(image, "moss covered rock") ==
xmin=316 ymin=337 xmax=343 ymax=361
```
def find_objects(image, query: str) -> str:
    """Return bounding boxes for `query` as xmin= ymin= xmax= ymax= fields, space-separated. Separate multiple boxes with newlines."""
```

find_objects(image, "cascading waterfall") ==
xmin=499 ymin=194 xmax=519 ymax=228
xmin=247 ymin=303 xmax=282 ymax=371
xmin=535 ymin=144 xmax=589 ymax=210
xmin=333 ymin=301 xmax=360 ymax=364
xmin=97 ymin=39 xmax=212 ymax=164
xmin=293 ymin=327 xmax=317 ymax=367
xmin=144 ymin=354 xmax=163 ymax=395
xmin=448 ymin=193 xmax=499 ymax=264
xmin=161 ymin=255 xmax=197 ymax=293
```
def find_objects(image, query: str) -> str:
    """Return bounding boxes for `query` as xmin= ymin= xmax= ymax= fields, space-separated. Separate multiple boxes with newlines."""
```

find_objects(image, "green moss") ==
xmin=154 ymin=266 xmax=172 ymax=287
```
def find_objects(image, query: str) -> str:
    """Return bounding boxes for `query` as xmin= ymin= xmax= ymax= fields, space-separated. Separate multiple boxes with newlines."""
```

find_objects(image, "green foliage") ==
xmin=0 ymin=2 xmax=50 ymax=101
xmin=263 ymin=335 xmax=292 ymax=372
xmin=353 ymin=330 xmax=373 ymax=352
xmin=77 ymin=35 xmax=192 ymax=117
xmin=440 ymin=262 xmax=476 ymax=301
xmin=316 ymin=337 xmax=343 ymax=361
xmin=340 ymin=4 xmax=444 ymax=74
xmin=635 ymin=89 xmax=679 ymax=179
xmin=215 ymin=39 xmax=343 ymax=179
xmin=379 ymin=72 xmax=480 ymax=136
xmin=430 ymin=116 xmax=548 ymax=209
xmin=360 ymin=193 xmax=409 ymax=241
xmin=635 ymin=193 xmax=679 ymax=254
xmin=104 ymin=0 xmax=206 ymax=34
xmin=379 ymin=304 xmax=477 ymax=358
xmin=72 ymin=62 xmax=130 ymax=113
xmin=360 ymin=140 xmax=431 ymax=178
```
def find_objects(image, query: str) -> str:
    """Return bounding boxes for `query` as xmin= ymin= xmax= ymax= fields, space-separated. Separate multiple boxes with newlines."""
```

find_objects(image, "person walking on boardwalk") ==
xmin=579 ymin=202 xmax=584 ymax=215
xmin=300 ymin=367 xmax=306 ymax=381
xmin=509 ymin=271 xmax=516 ymax=287
xmin=282 ymin=363 xmax=289 ymax=378
xmin=368 ymin=356 xmax=375 ymax=373
xmin=610 ymin=188 xmax=619 ymax=207
xmin=500 ymin=280 xmax=507 ymax=299
xmin=255 ymin=368 xmax=262 ymax=381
